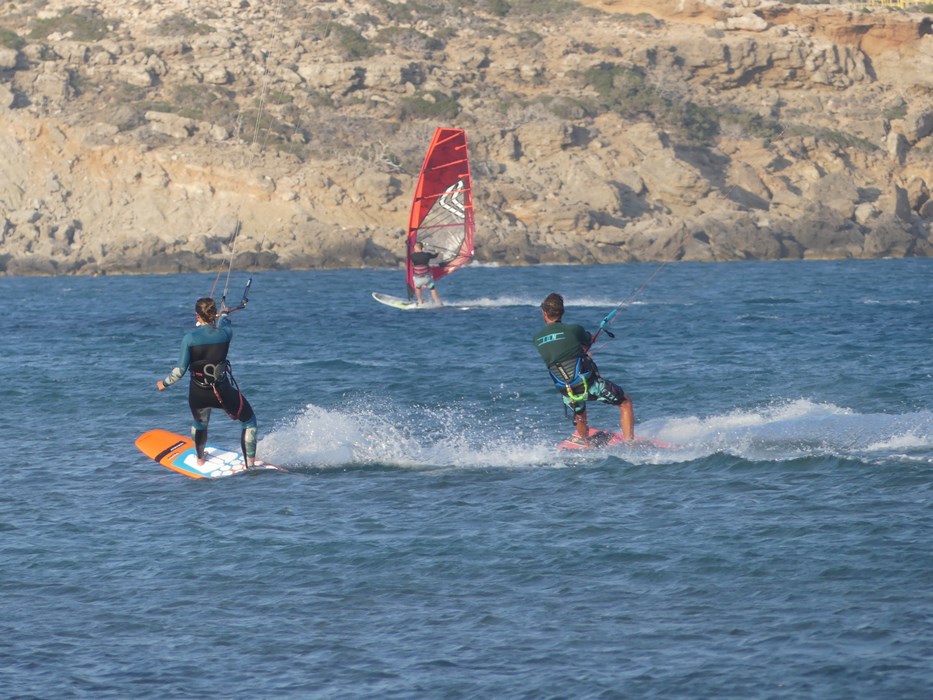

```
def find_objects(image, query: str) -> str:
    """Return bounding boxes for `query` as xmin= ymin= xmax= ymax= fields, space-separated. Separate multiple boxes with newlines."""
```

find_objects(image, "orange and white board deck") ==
xmin=135 ymin=429 xmax=286 ymax=479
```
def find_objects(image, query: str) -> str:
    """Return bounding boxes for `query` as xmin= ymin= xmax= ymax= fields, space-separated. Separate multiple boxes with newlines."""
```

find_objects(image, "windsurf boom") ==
xmin=405 ymin=127 xmax=475 ymax=297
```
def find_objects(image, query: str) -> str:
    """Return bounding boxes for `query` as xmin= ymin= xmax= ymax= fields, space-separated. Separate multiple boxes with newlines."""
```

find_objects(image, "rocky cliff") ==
xmin=0 ymin=0 xmax=931 ymax=275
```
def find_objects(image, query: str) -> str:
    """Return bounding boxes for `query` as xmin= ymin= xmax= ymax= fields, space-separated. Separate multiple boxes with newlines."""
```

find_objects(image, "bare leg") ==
xmin=415 ymin=287 xmax=424 ymax=305
xmin=619 ymin=397 xmax=635 ymax=441
xmin=575 ymin=409 xmax=589 ymax=443
xmin=431 ymin=288 xmax=441 ymax=305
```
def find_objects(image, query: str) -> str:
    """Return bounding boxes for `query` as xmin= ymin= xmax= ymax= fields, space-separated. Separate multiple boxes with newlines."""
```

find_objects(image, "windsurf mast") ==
xmin=405 ymin=127 xmax=475 ymax=299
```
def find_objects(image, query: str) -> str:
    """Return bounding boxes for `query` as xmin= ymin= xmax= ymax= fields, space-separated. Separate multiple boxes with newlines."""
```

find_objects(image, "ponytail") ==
xmin=195 ymin=297 xmax=218 ymax=324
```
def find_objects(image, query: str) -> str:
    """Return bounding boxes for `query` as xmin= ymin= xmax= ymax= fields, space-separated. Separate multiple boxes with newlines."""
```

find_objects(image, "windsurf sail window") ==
xmin=406 ymin=127 xmax=475 ymax=297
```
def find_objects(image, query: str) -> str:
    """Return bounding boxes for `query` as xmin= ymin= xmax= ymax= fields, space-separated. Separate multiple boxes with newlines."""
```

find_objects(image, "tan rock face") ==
xmin=0 ymin=0 xmax=931 ymax=275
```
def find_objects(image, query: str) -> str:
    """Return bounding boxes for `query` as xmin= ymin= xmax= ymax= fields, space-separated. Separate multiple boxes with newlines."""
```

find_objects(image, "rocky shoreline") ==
xmin=0 ymin=0 xmax=931 ymax=275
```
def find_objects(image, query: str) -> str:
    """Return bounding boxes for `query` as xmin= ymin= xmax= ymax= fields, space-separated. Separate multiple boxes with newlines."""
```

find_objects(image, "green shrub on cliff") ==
xmin=236 ymin=105 xmax=309 ymax=156
xmin=536 ymin=94 xmax=595 ymax=120
xmin=481 ymin=0 xmax=511 ymax=17
xmin=29 ymin=11 xmax=114 ymax=42
xmin=374 ymin=26 xmax=445 ymax=53
xmin=370 ymin=0 xmax=443 ymax=23
xmin=156 ymin=14 xmax=215 ymax=37
xmin=788 ymin=125 xmax=879 ymax=152
xmin=173 ymin=85 xmax=237 ymax=122
xmin=506 ymin=0 xmax=584 ymax=16
xmin=719 ymin=110 xmax=783 ymax=140
xmin=316 ymin=22 xmax=378 ymax=60
xmin=514 ymin=30 xmax=543 ymax=48
xmin=399 ymin=91 xmax=461 ymax=120
xmin=883 ymin=104 xmax=908 ymax=120
xmin=579 ymin=63 xmax=718 ymax=143
xmin=0 ymin=27 xmax=25 ymax=50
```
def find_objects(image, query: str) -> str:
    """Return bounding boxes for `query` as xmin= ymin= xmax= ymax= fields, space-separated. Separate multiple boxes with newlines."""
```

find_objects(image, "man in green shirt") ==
xmin=533 ymin=292 xmax=635 ymax=446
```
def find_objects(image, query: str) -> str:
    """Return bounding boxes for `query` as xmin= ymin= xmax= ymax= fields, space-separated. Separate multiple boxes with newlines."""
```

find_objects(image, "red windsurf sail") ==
xmin=405 ymin=128 xmax=475 ymax=297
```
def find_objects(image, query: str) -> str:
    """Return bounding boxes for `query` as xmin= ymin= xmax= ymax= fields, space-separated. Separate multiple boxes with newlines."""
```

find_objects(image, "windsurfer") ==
xmin=409 ymin=241 xmax=442 ymax=305
xmin=156 ymin=297 xmax=259 ymax=468
xmin=533 ymin=292 xmax=635 ymax=446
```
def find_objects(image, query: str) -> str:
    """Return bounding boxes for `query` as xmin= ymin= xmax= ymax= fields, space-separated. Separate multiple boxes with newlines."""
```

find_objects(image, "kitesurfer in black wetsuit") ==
xmin=533 ymin=292 xmax=635 ymax=446
xmin=156 ymin=297 xmax=259 ymax=468
xmin=410 ymin=241 xmax=441 ymax=306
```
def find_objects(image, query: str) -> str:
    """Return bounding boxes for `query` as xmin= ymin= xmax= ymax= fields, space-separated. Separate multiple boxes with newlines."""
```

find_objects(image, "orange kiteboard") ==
xmin=135 ymin=429 xmax=287 ymax=479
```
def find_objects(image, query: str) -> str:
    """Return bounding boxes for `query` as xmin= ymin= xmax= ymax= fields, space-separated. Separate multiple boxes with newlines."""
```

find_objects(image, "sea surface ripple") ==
xmin=2 ymin=259 xmax=933 ymax=698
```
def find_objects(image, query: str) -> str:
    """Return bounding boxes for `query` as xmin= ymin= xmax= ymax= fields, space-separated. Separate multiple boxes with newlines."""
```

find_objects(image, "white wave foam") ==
xmin=644 ymin=399 xmax=933 ymax=462
xmin=259 ymin=401 xmax=557 ymax=470
xmin=453 ymin=295 xmax=648 ymax=310
xmin=258 ymin=398 xmax=933 ymax=470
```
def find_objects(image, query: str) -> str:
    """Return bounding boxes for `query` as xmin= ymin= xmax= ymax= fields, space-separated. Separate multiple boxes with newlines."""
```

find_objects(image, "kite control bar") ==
xmin=222 ymin=277 xmax=252 ymax=314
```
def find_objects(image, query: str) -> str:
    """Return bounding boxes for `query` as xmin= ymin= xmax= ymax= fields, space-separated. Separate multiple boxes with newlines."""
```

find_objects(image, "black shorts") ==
xmin=561 ymin=377 xmax=626 ymax=415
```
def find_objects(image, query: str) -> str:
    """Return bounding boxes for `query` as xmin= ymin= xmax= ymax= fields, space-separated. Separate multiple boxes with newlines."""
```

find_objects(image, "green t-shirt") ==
xmin=533 ymin=322 xmax=592 ymax=367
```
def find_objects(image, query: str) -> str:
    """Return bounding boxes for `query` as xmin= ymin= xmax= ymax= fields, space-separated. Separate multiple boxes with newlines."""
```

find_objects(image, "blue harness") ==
xmin=548 ymin=357 xmax=593 ymax=402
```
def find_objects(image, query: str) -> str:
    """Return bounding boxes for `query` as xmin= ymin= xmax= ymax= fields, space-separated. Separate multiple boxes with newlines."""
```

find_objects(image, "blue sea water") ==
xmin=2 ymin=259 xmax=933 ymax=698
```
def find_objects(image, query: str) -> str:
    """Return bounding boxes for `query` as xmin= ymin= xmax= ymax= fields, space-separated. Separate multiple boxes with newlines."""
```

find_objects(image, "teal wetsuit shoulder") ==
xmin=163 ymin=317 xmax=233 ymax=387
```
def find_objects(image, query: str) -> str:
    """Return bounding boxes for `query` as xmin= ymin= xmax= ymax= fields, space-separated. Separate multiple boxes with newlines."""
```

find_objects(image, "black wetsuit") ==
xmin=162 ymin=316 xmax=257 ymax=460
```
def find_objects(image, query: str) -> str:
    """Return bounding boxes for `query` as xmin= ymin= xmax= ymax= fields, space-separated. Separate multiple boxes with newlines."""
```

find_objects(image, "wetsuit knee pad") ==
xmin=241 ymin=426 xmax=257 ymax=458
xmin=191 ymin=408 xmax=211 ymax=431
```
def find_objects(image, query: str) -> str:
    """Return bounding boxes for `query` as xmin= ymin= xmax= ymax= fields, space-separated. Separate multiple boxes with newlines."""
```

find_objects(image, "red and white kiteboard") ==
xmin=558 ymin=428 xmax=674 ymax=451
